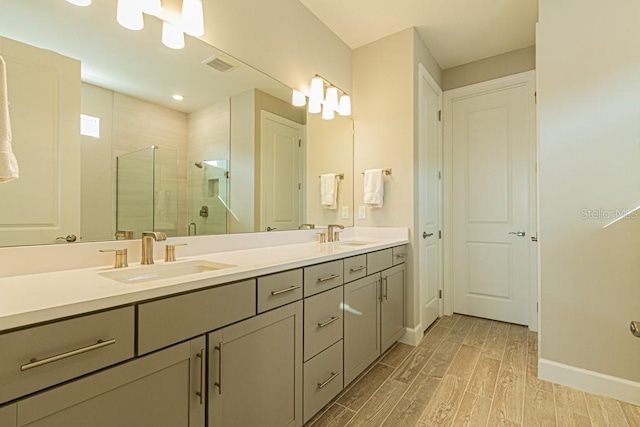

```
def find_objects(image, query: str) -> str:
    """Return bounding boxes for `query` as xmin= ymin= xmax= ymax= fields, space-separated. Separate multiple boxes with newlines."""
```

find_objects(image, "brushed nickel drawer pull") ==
xmin=317 ymin=316 xmax=340 ymax=329
xmin=349 ymin=266 xmax=366 ymax=273
xmin=317 ymin=372 xmax=340 ymax=389
xmin=271 ymin=285 xmax=301 ymax=296
xmin=21 ymin=338 xmax=116 ymax=371
xmin=196 ymin=349 xmax=205 ymax=405
xmin=395 ymin=253 xmax=406 ymax=258
xmin=317 ymin=274 xmax=340 ymax=283
xmin=215 ymin=342 xmax=224 ymax=394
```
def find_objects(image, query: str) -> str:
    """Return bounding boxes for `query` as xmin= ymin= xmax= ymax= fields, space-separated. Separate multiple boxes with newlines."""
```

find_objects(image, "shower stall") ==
xmin=188 ymin=160 xmax=229 ymax=235
xmin=116 ymin=147 xmax=179 ymax=239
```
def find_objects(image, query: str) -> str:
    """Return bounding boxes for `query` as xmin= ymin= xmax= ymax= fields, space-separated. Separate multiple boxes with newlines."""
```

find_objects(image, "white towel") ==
xmin=0 ymin=55 xmax=18 ymax=183
xmin=320 ymin=173 xmax=338 ymax=209
xmin=364 ymin=169 xmax=384 ymax=208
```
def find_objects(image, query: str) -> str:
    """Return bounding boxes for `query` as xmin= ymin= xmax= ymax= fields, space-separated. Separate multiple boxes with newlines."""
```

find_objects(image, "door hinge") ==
xmin=298 ymin=183 xmax=301 ymax=190
xmin=438 ymin=110 xmax=442 ymax=122
xmin=438 ymin=171 xmax=442 ymax=180
xmin=537 ymin=303 xmax=539 ymax=313
xmin=224 ymin=171 xmax=230 ymax=179
xmin=438 ymin=230 xmax=442 ymax=239
xmin=534 ymin=92 xmax=537 ymax=104
xmin=438 ymin=290 xmax=443 ymax=299
xmin=298 ymin=139 xmax=301 ymax=148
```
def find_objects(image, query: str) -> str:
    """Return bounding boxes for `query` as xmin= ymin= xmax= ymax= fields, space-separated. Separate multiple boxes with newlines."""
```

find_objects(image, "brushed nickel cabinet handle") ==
xmin=271 ymin=285 xmax=301 ymax=296
xmin=317 ymin=274 xmax=340 ymax=283
xmin=317 ymin=316 xmax=340 ymax=329
xmin=395 ymin=253 xmax=406 ymax=258
xmin=349 ymin=266 xmax=366 ymax=273
xmin=317 ymin=372 xmax=340 ymax=389
xmin=21 ymin=339 xmax=116 ymax=371
xmin=214 ymin=342 xmax=223 ymax=394
xmin=195 ymin=349 xmax=205 ymax=405
xmin=384 ymin=277 xmax=389 ymax=301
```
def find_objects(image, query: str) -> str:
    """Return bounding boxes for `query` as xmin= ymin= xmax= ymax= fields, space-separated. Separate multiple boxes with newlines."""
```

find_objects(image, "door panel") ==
xmin=381 ymin=265 xmax=405 ymax=352
xmin=451 ymin=80 xmax=533 ymax=325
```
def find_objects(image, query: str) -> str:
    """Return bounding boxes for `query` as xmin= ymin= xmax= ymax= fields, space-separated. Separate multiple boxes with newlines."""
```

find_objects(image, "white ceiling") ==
xmin=298 ymin=0 xmax=539 ymax=69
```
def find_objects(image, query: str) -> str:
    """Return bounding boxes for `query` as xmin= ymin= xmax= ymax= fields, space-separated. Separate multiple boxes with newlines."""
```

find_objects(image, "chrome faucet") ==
xmin=327 ymin=224 xmax=344 ymax=242
xmin=141 ymin=231 xmax=167 ymax=265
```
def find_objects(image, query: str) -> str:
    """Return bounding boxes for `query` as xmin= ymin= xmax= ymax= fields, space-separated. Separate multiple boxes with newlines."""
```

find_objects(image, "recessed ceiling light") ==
xmin=172 ymin=94 xmax=184 ymax=101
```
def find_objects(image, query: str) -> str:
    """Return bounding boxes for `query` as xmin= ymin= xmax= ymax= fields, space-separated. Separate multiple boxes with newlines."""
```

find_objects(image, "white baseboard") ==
xmin=399 ymin=324 xmax=422 ymax=346
xmin=539 ymin=358 xmax=640 ymax=406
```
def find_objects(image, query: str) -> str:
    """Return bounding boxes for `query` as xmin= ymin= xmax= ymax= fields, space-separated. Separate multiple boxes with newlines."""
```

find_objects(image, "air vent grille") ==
xmin=203 ymin=55 xmax=239 ymax=73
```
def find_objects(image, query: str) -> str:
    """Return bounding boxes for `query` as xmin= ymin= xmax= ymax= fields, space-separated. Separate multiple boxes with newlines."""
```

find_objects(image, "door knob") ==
xmin=56 ymin=234 xmax=77 ymax=243
xmin=266 ymin=227 xmax=277 ymax=231
xmin=508 ymin=231 xmax=526 ymax=237
xmin=423 ymin=232 xmax=434 ymax=239
xmin=631 ymin=321 xmax=640 ymax=338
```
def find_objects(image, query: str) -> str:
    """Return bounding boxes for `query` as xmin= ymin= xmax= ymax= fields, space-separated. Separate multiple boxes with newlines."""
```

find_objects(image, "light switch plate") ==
xmin=341 ymin=206 xmax=349 ymax=219
xmin=358 ymin=206 xmax=366 ymax=219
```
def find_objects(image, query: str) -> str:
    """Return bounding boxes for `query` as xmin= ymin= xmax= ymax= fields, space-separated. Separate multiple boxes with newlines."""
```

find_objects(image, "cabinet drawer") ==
xmin=392 ymin=245 xmax=408 ymax=265
xmin=304 ymin=260 xmax=343 ymax=297
xmin=257 ymin=269 xmax=303 ymax=313
xmin=0 ymin=307 xmax=135 ymax=405
xmin=366 ymin=248 xmax=393 ymax=274
xmin=137 ymin=279 xmax=256 ymax=355
xmin=304 ymin=287 xmax=343 ymax=361
xmin=303 ymin=340 xmax=343 ymax=424
xmin=344 ymin=254 xmax=367 ymax=283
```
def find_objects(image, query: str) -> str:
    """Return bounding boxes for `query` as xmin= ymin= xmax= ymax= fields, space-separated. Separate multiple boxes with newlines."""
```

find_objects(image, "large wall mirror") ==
xmin=0 ymin=0 xmax=354 ymax=247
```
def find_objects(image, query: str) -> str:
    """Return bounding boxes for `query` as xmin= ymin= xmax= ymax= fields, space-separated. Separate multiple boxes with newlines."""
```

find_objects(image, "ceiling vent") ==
xmin=203 ymin=55 xmax=239 ymax=73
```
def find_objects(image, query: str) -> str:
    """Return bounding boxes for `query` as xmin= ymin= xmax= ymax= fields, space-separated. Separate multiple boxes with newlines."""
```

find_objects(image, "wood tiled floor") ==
xmin=307 ymin=314 xmax=640 ymax=427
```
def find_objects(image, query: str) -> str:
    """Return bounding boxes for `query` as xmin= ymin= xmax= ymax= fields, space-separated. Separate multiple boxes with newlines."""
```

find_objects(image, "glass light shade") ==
xmin=162 ymin=21 xmax=185 ymax=49
xmin=182 ymin=0 xmax=204 ymax=37
xmin=325 ymin=87 xmax=339 ymax=111
xmin=308 ymin=98 xmax=322 ymax=114
xmin=338 ymin=95 xmax=352 ymax=116
xmin=292 ymin=90 xmax=306 ymax=107
xmin=309 ymin=77 xmax=324 ymax=103
xmin=66 ymin=0 xmax=92 ymax=6
xmin=117 ymin=0 xmax=144 ymax=30
xmin=322 ymin=103 xmax=335 ymax=120
xmin=141 ymin=0 xmax=162 ymax=16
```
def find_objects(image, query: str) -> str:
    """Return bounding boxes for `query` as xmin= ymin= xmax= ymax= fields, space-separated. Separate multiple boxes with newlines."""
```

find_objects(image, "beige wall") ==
xmin=442 ymin=46 xmax=535 ymax=91
xmin=353 ymin=27 xmax=443 ymax=331
xmin=538 ymin=0 xmax=640 ymax=385
xmin=201 ymin=0 xmax=352 ymax=95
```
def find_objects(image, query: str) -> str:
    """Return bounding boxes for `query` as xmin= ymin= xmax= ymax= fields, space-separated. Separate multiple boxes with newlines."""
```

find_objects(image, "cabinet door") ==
xmin=0 ymin=404 xmax=16 ymax=427
xmin=381 ymin=264 xmax=406 ymax=353
xmin=343 ymin=274 xmax=381 ymax=386
xmin=208 ymin=302 xmax=303 ymax=427
xmin=15 ymin=337 xmax=205 ymax=427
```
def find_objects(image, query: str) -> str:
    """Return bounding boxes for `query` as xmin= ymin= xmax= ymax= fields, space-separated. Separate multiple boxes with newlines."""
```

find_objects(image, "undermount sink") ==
xmin=100 ymin=260 xmax=235 ymax=284
xmin=337 ymin=241 xmax=375 ymax=247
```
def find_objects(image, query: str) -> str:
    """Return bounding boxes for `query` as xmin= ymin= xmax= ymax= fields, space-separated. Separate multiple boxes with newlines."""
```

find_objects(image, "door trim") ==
xmin=417 ymin=63 xmax=443 ymax=334
xmin=442 ymin=70 xmax=538 ymax=330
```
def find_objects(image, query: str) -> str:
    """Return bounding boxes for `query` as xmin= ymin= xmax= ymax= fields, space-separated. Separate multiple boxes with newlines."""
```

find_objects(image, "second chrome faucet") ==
xmin=141 ymin=231 xmax=167 ymax=265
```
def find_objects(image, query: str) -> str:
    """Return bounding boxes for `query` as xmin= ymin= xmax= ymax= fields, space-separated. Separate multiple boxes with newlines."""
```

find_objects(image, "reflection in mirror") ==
xmin=0 ymin=0 xmax=354 ymax=247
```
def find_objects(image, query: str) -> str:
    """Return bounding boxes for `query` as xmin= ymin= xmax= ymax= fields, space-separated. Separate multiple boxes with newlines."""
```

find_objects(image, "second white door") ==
xmin=447 ymin=73 xmax=535 ymax=325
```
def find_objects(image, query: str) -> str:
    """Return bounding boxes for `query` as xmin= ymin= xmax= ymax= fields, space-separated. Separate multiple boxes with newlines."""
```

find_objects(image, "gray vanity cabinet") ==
xmin=13 ymin=336 xmax=206 ymax=427
xmin=207 ymin=301 xmax=303 ymax=427
xmin=381 ymin=264 xmax=406 ymax=353
xmin=0 ymin=404 xmax=16 ymax=427
xmin=343 ymin=274 xmax=381 ymax=385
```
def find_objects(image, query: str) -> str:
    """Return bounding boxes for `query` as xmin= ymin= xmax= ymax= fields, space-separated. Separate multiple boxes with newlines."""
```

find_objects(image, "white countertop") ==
xmin=0 ymin=234 xmax=408 ymax=332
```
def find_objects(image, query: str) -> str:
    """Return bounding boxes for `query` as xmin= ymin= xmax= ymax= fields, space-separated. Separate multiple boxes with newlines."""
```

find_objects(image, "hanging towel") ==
xmin=0 ymin=56 xmax=18 ymax=183
xmin=320 ymin=173 xmax=338 ymax=209
xmin=364 ymin=169 xmax=384 ymax=208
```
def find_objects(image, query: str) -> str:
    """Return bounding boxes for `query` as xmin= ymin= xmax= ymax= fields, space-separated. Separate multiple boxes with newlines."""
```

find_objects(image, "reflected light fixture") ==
xmin=182 ymin=0 xmax=205 ymax=37
xmin=66 ymin=0 xmax=91 ymax=6
xmin=117 ymin=0 xmax=144 ymax=31
xmin=141 ymin=0 xmax=162 ymax=16
xmin=293 ymin=75 xmax=351 ymax=120
xmin=162 ymin=21 xmax=185 ymax=49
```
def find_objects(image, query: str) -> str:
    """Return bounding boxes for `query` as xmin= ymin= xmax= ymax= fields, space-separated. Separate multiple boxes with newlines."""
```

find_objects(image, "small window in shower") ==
xmin=80 ymin=114 xmax=100 ymax=138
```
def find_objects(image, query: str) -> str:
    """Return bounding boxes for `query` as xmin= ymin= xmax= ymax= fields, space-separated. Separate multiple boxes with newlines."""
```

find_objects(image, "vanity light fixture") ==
xmin=141 ymin=0 xmax=162 ymax=16
xmin=181 ymin=0 xmax=204 ymax=37
xmin=66 ymin=0 xmax=91 ymax=6
xmin=293 ymin=74 xmax=351 ymax=119
xmin=162 ymin=21 xmax=185 ymax=49
xmin=116 ymin=0 xmax=145 ymax=31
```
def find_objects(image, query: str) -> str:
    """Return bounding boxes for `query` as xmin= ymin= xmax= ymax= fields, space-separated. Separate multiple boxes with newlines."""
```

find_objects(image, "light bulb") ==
xmin=322 ymin=103 xmax=335 ymax=120
xmin=66 ymin=0 xmax=92 ymax=6
xmin=308 ymin=98 xmax=321 ymax=114
xmin=141 ymin=0 xmax=162 ymax=16
xmin=182 ymin=0 xmax=204 ymax=37
xmin=325 ymin=87 xmax=339 ymax=111
xmin=162 ymin=21 xmax=185 ymax=49
xmin=292 ymin=90 xmax=306 ymax=107
xmin=309 ymin=77 xmax=324 ymax=103
xmin=117 ymin=0 xmax=144 ymax=31
xmin=338 ymin=95 xmax=351 ymax=116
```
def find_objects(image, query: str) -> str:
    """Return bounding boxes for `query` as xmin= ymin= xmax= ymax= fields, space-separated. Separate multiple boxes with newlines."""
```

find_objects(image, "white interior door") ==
xmin=261 ymin=111 xmax=303 ymax=232
xmin=418 ymin=65 xmax=442 ymax=332
xmin=447 ymin=73 xmax=535 ymax=326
